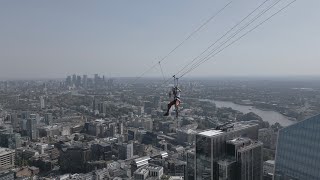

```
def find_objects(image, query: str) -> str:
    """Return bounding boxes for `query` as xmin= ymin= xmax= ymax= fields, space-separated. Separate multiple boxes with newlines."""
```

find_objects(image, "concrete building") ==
xmin=40 ymin=96 xmax=45 ymax=109
xmin=118 ymin=143 xmax=134 ymax=160
xmin=133 ymin=164 xmax=164 ymax=180
xmin=195 ymin=122 xmax=260 ymax=180
xmin=26 ymin=118 xmax=37 ymax=140
xmin=227 ymin=138 xmax=263 ymax=180
xmin=134 ymin=168 xmax=149 ymax=180
xmin=10 ymin=113 xmax=18 ymax=131
xmin=263 ymin=160 xmax=275 ymax=180
xmin=0 ymin=148 xmax=15 ymax=170
xmin=186 ymin=150 xmax=195 ymax=180
xmin=16 ymin=148 xmax=39 ymax=160
xmin=275 ymin=114 xmax=320 ymax=180
xmin=258 ymin=128 xmax=277 ymax=150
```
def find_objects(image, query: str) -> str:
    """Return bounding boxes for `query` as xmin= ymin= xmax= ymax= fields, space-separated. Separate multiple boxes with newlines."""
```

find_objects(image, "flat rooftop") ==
xmin=199 ymin=130 xmax=223 ymax=137
xmin=198 ymin=122 xmax=258 ymax=137
xmin=0 ymin=148 xmax=14 ymax=155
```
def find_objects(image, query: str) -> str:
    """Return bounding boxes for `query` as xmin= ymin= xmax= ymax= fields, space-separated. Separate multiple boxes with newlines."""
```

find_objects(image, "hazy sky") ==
xmin=0 ymin=0 xmax=319 ymax=79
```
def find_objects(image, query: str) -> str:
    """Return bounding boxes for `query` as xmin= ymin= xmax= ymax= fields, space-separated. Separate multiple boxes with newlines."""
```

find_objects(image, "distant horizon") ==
xmin=1 ymin=1 xmax=320 ymax=79
xmin=2 ymin=74 xmax=320 ymax=81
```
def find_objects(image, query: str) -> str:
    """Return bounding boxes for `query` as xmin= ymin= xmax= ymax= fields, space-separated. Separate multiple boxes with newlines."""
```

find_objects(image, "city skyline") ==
xmin=1 ymin=0 xmax=320 ymax=79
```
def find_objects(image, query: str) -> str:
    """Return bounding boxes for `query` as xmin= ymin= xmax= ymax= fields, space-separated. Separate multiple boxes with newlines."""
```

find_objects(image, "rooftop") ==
xmin=265 ymin=160 xmax=275 ymax=165
xmin=135 ymin=168 xmax=149 ymax=175
xmin=198 ymin=122 xmax=258 ymax=137
xmin=199 ymin=130 xmax=223 ymax=137
xmin=0 ymin=148 xmax=15 ymax=154
xmin=228 ymin=137 xmax=251 ymax=145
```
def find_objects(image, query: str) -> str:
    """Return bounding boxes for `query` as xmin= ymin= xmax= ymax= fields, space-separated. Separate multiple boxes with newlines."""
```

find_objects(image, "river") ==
xmin=202 ymin=99 xmax=295 ymax=126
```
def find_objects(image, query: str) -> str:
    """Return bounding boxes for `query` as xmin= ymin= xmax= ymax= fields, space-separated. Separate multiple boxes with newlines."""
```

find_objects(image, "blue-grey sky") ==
xmin=0 ymin=0 xmax=319 ymax=79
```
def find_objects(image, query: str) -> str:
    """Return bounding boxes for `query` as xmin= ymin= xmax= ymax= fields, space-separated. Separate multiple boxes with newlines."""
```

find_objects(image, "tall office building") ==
xmin=27 ymin=116 xmax=38 ymax=140
xmin=225 ymin=138 xmax=263 ymax=180
xmin=274 ymin=114 xmax=320 ymax=180
xmin=40 ymin=96 xmax=45 ymax=109
xmin=118 ymin=143 xmax=134 ymax=160
xmin=72 ymin=74 xmax=77 ymax=85
xmin=0 ymin=132 xmax=21 ymax=149
xmin=10 ymin=113 xmax=18 ymax=131
xmin=82 ymin=75 xmax=88 ymax=88
xmin=0 ymin=148 xmax=15 ymax=170
xmin=44 ymin=113 xmax=53 ymax=126
xmin=66 ymin=76 xmax=72 ymax=86
xmin=186 ymin=150 xmax=195 ymax=180
xmin=195 ymin=122 xmax=260 ymax=180
xmin=76 ymin=75 xmax=81 ymax=87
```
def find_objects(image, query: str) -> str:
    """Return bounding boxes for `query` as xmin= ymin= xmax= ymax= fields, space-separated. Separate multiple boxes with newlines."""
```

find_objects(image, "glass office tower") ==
xmin=275 ymin=114 xmax=320 ymax=180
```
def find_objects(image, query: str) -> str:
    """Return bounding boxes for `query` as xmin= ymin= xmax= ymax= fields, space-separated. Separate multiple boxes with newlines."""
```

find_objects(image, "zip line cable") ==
xmin=178 ymin=0 xmax=297 ymax=78
xmin=131 ymin=1 xmax=232 ymax=83
xmin=158 ymin=61 xmax=166 ymax=81
xmin=177 ymin=0 xmax=283 ymax=78
xmin=137 ymin=0 xmax=296 ymax=95
xmin=142 ymin=0 xmax=281 ymax=92
xmin=175 ymin=0 xmax=271 ymax=77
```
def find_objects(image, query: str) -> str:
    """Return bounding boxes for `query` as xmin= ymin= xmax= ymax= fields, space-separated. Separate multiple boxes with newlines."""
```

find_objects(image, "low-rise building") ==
xmin=0 ymin=148 xmax=15 ymax=170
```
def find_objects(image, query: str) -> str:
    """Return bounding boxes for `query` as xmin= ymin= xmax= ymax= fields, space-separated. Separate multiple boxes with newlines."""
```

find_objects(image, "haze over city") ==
xmin=1 ymin=1 xmax=320 ymax=180
xmin=1 ymin=0 xmax=320 ymax=79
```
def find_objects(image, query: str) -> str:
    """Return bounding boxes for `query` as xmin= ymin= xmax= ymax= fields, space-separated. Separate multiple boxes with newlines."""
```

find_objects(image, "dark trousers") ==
xmin=166 ymin=99 xmax=180 ymax=113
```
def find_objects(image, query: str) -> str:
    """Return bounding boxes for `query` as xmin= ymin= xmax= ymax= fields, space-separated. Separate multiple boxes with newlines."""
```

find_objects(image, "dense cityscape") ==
xmin=1 ymin=75 xmax=320 ymax=179
xmin=1 ymin=0 xmax=320 ymax=179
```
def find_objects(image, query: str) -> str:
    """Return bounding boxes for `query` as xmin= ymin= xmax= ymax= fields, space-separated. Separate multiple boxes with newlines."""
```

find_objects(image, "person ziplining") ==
xmin=164 ymin=76 xmax=181 ymax=117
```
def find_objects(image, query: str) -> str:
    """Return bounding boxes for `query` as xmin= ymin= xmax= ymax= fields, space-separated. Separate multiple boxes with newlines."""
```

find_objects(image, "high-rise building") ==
xmin=0 ymin=148 xmax=15 ymax=170
xmin=21 ymin=111 xmax=30 ymax=120
xmin=225 ymin=138 xmax=263 ymax=180
xmin=118 ymin=143 xmax=134 ymax=160
xmin=274 ymin=114 xmax=320 ymax=180
xmin=0 ymin=132 xmax=21 ymax=149
xmin=82 ymin=75 xmax=88 ymax=88
xmin=72 ymin=74 xmax=77 ymax=85
xmin=195 ymin=123 xmax=260 ymax=180
xmin=44 ymin=113 xmax=53 ymax=126
xmin=40 ymin=96 xmax=45 ymax=109
xmin=66 ymin=76 xmax=72 ymax=86
xmin=94 ymin=74 xmax=99 ymax=87
xmin=186 ymin=150 xmax=195 ymax=180
xmin=27 ymin=116 xmax=38 ymax=140
xmin=76 ymin=75 xmax=81 ymax=87
xmin=10 ymin=113 xmax=18 ymax=131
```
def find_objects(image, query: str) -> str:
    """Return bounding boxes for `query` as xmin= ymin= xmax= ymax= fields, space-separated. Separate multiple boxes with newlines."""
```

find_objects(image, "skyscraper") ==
xmin=186 ymin=150 xmax=195 ymax=180
xmin=195 ymin=123 xmax=260 ymax=180
xmin=10 ymin=113 xmax=18 ymax=131
xmin=40 ymin=96 xmax=45 ymax=109
xmin=82 ymin=75 xmax=88 ymax=88
xmin=44 ymin=113 xmax=53 ymax=126
xmin=27 ymin=115 xmax=38 ymax=140
xmin=226 ymin=138 xmax=263 ymax=180
xmin=72 ymin=74 xmax=77 ymax=85
xmin=66 ymin=75 xmax=72 ymax=86
xmin=274 ymin=114 xmax=320 ymax=180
